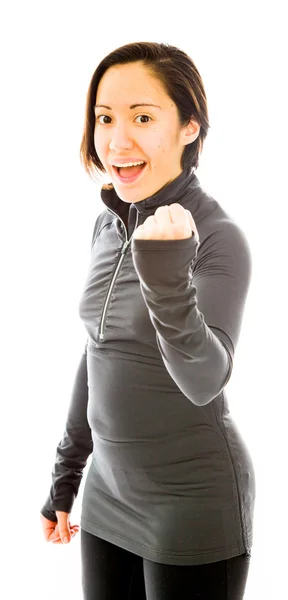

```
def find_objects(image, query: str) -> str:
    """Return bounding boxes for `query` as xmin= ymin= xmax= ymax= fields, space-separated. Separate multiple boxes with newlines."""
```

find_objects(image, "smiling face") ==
xmin=94 ymin=61 xmax=200 ymax=203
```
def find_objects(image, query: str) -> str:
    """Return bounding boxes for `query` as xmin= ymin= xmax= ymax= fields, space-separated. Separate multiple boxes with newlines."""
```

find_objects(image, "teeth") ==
xmin=114 ymin=161 xmax=145 ymax=168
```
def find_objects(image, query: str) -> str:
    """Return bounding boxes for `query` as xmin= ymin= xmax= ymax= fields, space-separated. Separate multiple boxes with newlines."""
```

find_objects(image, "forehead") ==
xmin=96 ymin=63 xmax=170 ymax=105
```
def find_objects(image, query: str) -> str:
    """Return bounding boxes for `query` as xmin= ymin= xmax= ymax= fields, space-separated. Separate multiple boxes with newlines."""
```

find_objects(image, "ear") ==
xmin=181 ymin=119 xmax=201 ymax=146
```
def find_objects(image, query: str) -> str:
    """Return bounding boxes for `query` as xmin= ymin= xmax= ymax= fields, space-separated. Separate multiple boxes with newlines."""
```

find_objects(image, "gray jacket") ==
xmin=41 ymin=167 xmax=256 ymax=565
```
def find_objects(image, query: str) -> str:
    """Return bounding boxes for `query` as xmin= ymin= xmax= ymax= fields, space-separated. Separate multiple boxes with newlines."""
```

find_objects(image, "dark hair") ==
xmin=80 ymin=41 xmax=210 ymax=186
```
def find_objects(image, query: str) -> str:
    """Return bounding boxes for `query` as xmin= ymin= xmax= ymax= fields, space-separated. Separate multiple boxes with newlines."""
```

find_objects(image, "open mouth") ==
xmin=112 ymin=162 xmax=147 ymax=184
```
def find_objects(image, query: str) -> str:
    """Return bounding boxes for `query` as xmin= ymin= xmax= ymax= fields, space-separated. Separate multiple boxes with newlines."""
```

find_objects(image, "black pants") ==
xmin=80 ymin=528 xmax=251 ymax=600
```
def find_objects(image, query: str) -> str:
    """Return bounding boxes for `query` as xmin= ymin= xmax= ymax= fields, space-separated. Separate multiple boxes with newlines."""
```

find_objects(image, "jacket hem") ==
xmin=80 ymin=517 xmax=252 ymax=566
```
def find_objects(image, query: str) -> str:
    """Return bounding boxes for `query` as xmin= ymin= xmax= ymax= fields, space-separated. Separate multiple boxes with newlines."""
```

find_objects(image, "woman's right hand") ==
xmin=40 ymin=511 xmax=80 ymax=544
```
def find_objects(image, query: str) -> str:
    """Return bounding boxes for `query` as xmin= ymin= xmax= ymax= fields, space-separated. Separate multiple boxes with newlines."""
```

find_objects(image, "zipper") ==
xmin=98 ymin=207 xmax=139 ymax=342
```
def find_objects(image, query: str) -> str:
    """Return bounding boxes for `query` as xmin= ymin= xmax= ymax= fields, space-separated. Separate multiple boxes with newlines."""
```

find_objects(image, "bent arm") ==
xmin=132 ymin=221 xmax=252 ymax=406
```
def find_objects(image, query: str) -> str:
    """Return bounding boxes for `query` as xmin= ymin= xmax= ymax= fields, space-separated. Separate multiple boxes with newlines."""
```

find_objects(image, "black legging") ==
xmin=80 ymin=528 xmax=251 ymax=599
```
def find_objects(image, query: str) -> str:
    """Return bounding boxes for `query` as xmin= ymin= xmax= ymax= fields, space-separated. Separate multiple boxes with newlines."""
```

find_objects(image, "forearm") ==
xmin=132 ymin=236 xmax=232 ymax=406
xmin=41 ymin=345 xmax=93 ymax=518
xmin=144 ymin=277 xmax=231 ymax=405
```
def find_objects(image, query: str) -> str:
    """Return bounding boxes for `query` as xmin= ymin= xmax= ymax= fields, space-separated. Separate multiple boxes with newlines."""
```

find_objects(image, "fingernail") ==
xmin=63 ymin=536 xmax=70 ymax=543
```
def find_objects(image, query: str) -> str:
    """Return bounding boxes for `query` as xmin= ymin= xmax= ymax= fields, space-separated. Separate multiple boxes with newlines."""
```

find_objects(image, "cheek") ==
xmin=94 ymin=128 xmax=102 ymax=145
xmin=152 ymin=128 xmax=172 ymax=153
xmin=145 ymin=132 xmax=168 ymax=158
xmin=94 ymin=131 xmax=107 ymax=160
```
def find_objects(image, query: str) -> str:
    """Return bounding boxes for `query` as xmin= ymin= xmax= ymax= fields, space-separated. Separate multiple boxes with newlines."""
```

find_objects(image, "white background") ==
xmin=1 ymin=1 xmax=287 ymax=598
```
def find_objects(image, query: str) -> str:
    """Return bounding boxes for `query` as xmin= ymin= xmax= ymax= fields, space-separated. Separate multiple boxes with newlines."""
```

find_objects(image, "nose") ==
xmin=109 ymin=123 xmax=134 ymax=152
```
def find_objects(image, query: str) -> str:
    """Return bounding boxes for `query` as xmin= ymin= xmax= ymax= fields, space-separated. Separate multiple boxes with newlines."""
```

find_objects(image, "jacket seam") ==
xmin=213 ymin=398 xmax=249 ymax=549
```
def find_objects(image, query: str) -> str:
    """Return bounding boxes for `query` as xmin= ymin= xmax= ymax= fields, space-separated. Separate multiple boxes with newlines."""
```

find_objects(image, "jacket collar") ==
xmin=100 ymin=166 xmax=202 ymax=221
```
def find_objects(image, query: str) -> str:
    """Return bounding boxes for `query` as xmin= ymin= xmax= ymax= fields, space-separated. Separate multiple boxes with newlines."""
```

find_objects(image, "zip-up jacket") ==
xmin=41 ymin=167 xmax=256 ymax=566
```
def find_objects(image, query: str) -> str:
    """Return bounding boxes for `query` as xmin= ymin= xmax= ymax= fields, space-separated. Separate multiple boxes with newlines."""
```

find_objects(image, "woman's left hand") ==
xmin=133 ymin=203 xmax=199 ymax=241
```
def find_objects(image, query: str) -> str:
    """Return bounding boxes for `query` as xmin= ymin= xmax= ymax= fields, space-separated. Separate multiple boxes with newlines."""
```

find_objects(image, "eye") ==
xmin=135 ymin=115 xmax=151 ymax=124
xmin=95 ymin=115 xmax=152 ymax=125
xmin=96 ymin=115 xmax=112 ymax=124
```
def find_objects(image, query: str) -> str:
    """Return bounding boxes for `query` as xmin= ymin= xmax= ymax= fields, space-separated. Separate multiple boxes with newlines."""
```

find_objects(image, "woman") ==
xmin=40 ymin=41 xmax=256 ymax=599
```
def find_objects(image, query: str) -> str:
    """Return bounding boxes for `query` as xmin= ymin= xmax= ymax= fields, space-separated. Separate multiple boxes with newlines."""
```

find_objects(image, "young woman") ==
xmin=40 ymin=41 xmax=256 ymax=599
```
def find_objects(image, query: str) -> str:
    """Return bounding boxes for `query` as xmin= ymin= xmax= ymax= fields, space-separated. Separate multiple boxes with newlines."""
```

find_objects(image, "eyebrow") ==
xmin=94 ymin=103 xmax=161 ymax=110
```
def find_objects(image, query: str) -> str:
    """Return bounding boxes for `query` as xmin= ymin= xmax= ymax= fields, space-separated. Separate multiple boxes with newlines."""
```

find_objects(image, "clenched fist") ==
xmin=133 ymin=203 xmax=199 ymax=241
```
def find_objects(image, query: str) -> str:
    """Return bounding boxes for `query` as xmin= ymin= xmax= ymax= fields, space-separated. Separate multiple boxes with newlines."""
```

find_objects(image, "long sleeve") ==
xmin=131 ymin=220 xmax=252 ymax=407
xmin=40 ymin=341 xmax=93 ymax=521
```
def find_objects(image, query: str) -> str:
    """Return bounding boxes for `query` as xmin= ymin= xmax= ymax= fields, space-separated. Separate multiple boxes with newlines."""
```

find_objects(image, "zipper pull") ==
xmin=121 ymin=240 xmax=130 ymax=255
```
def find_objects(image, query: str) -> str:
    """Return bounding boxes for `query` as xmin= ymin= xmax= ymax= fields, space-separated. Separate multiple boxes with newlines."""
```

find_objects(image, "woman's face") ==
xmin=94 ymin=61 xmax=200 ymax=203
